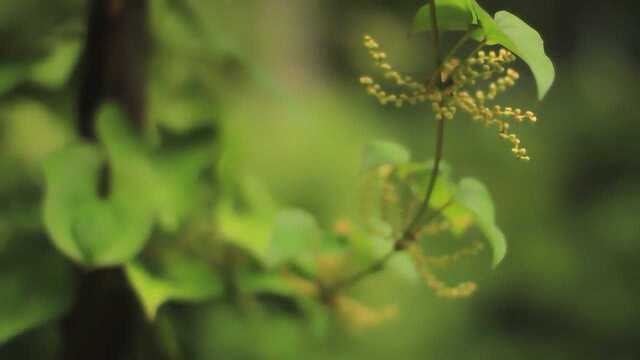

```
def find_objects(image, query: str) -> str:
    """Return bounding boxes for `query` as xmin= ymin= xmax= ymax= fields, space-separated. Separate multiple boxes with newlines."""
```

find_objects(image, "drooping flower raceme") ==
xmin=359 ymin=35 xmax=539 ymax=161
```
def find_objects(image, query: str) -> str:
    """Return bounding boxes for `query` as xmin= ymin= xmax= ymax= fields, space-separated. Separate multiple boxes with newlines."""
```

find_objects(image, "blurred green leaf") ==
xmin=454 ymin=178 xmax=506 ymax=267
xmin=217 ymin=177 xmax=278 ymax=263
xmin=413 ymin=0 xmax=477 ymax=33
xmin=126 ymin=255 xmax=223 ymax=320
xmin=396 ymin=161 xmax=455 ymax=209
xmin=0 ymin=236 xmax=73 ymax=344
xmin=43 ymin=104 xmax=215 ymax=266
xmin=218 ymin=179 xmax=324 ymax=271
xmin=363 ymin=141 xmax=410 ymax=172
xmin=441 ymin=202 xmax=475 ymax=236
xmin=369 ymin=234 xmax=419 ymax=282
xmin=151 ymin=143 xmax=213 ymax=231
xmin=358 ymin=159 xmax=457 ymax=242
xmin=98 ymin=104 xmax=214 ymax=232
xmin=217 ymin=206 xmax=273 ymax=264
xmin=29 ymin=40 xmax=81 ymax=88
xmin=269 ymin=208 xmax=322 ymax=270
xmin=43 ymin=143 xmax=154 ymax=266
xmin=1 ymin=100 xmax=69 ymax=165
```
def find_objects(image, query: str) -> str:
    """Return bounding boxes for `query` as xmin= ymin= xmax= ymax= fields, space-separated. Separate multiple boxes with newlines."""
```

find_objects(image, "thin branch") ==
xmin=404 ymin=0 xmax=446 ymax=240
xmin=329 ymin=250 xmax=395 ymax=293
xmin=444 ymin=30 xmax=473 ymax=64
xmin=328 ymin=197 xmax=453 ymax=294
xmin=419 ymin=199 xmax=453 ymax=229
xmin=324 ymin=0 xmax=447 ymax=296
xmin=429 ymin=0 xmax=442 ymax=65
xmin=428 ymin=29 xmax=473 ymax=89
xmin=403 ymin=117 xmax=445 ymax=239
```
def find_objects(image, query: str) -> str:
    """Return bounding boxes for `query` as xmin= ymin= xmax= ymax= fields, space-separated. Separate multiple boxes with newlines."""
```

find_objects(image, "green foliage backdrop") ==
xmin=1 ymin=0 xmax=639 ymax=359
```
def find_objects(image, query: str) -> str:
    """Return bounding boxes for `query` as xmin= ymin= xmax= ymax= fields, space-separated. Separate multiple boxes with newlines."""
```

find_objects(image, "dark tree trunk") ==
xmin=62 ymin=268 xmax=139 ymax=360
xmin=78 ymin=0 xmax=149 ymax=140
xmin=62 ymin=1 xmax=163 ymax=359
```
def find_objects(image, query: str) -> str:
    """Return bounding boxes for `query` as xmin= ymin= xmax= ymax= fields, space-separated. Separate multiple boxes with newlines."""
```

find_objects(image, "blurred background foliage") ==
xmin=1 ymin=0 xmax=639 ymax=359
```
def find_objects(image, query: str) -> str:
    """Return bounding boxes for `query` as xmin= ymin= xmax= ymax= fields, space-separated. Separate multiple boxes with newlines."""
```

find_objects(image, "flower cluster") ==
xmin=359 ymin=35 xmax=539 ymax=161
xmin=359 ymin=35 xmax=440 ymax=108
xmin=334 ymin=296 xmax=398 ymax=332
xmin=423 ymin=240 xmax=484 ymax=269
xmin=356 ymin=162 xmax=486 ymax=300
xmin=408 ymin=244 xmax=478 ymax=299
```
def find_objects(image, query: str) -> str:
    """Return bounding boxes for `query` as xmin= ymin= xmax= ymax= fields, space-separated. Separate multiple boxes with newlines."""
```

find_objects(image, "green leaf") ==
xmin=362 ymin=141 xmax=410 ymax=172
xmin=359 ymin=160 xmax=457 ymax=239
xmin=126 ymin=255 xmax=223 ymax=320
xmin=217 ymin=204 xmax=273 ymax=263
xmin=394 ymin=161 xmax=475 ymax=237
xmin=43 ymin=104 xmax=215 ymax=266
xmin=0 ymin=236 xmax=73 ymax=344
xmin=151 ymin=143 xmax=213 ymax=231
xmin=413 ymin=0 xmax=477 ymax=33
xmin=441 ymin=202 xmax=475 ymax=236
xmin=269 ymin=209 xmax=322 ymax=271
xmin=1 ymin=100 xmax=69 ymax=165
xmin=468 ymin=4 xmax=555 ymax=99
xmin=492 ymin=11 xmax=555 ymax=100
xmin=97 ymin=105 xmax=215 ymax=232
xmin=395 ymin=160 xmax=455 ymax=209
xmin=217 ymin=177 xmax=279 ymax=263
xmin=468 ymin=0 xmax=497 ymax=41
xmin=43 ymin=143 xmax=154 ymax=266
xmin=29 ymin=40 xmax=82 ymax=88
xmin=454 ymin=178 xmax=506 ymax=267
xmin=217 ymin=181 xmax=323 ymax=271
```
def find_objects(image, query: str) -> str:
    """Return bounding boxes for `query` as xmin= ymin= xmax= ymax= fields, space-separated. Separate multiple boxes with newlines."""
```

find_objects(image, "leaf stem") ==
xmin=429 ymin=0 xmax=442 ymax=65
xmin=329 ymin=250 xmax=395 ymax=293
xmin=405 ymin=0 xmax=446 ymax=238
xmin=402 ymin=117 xmax=445 ymax=240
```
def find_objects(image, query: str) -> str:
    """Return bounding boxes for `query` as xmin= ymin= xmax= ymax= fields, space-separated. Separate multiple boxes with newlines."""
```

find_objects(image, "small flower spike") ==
xmin=360 ymin=35 xmax=441 ymax=108
xmin=359 ymin=35 xmax=539 ymax=161
xmin=408 ymin=244 xmax=478 ymax=299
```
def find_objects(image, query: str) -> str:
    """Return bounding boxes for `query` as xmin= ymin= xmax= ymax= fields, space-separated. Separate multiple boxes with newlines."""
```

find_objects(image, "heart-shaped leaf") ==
xmin=44 ymin=104 xmax=216 ymax=266
xmin=414 ymin=1 xmax=555 ymax=99
xmin=217 ymin=177 xmax=279 ymax=264
xmin=362 ymin=141 xmax=411 ymax=173
xmin=454 ymin=178 xmax=506 ymax=267
xmin=43 ymin=143 xmax=154 ymax=266
xmin=126 ymin=254 xmax=223 ymax=320
xmin=98 ymin=106 xmax=215 ymax=232
xmin=29 ymin=40 xmax=82 ymax=89
xmin=491 ymin=11 xmax=555 ymax=100
xmin=269 ymin=208 xmax=322 ymax=272
xmin=467 ymin=3 xmax=555 ymax=99
xmin=413 ymin=0 xmax=477 ymax=33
